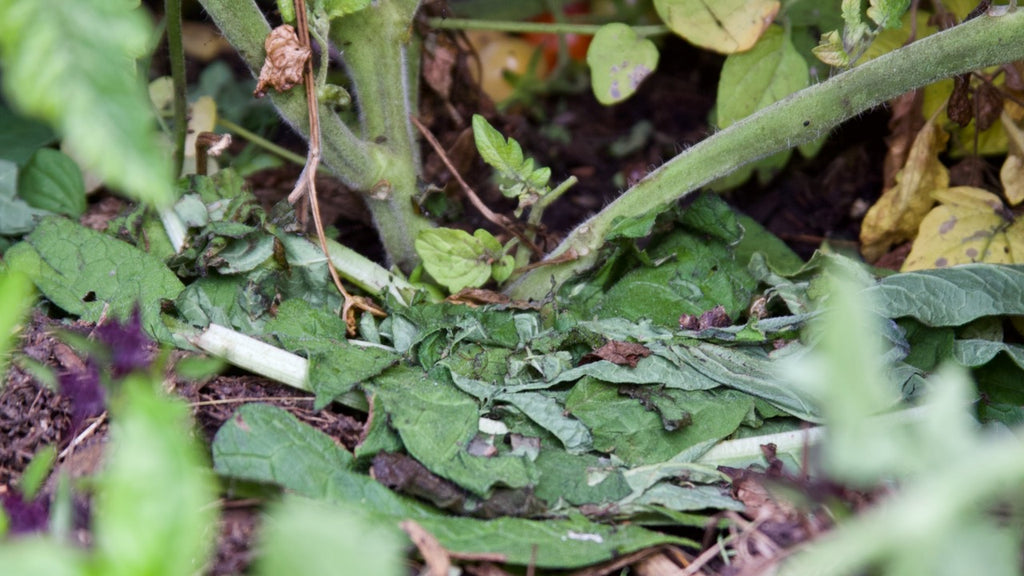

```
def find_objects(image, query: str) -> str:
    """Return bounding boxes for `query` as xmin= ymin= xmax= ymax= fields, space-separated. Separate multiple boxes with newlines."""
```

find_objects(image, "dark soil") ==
xmin=1 ymin=14 xmax=896 ymax=576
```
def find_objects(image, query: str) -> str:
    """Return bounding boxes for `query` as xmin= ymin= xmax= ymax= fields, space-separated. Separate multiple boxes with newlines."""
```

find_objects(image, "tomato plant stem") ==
xmin=507 ymin=6 xmax=1024 ymax=300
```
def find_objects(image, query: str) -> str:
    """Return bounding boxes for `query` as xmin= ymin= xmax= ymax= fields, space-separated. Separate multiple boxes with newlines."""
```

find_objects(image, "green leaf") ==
xmin=213 ymin=403 xmax=427 ymax=518
xmin=415 ymin=228 xmax=499 ymax=293
xmin=0 ymin=269 xmax=34 ymax=384
xmin=586 ymin=23 xmax=659 ymax=105
xmin=4 ymin=217 xmax=184 ymax=341
xmin=321 ymin=0 xmax=371 ymax=19
xmin=370 ymin=367 xmax=538 ymax=496
xmin=415 ymin=513 xmax=693 ymax=568
xmin=471 ymin=114 xmax=551 ymax=199
xmin=0 ymin=159 xmax=49 ymax=235
xmin=17 ymin=148 xmax=86 ymax=217
xmin=867 ymin=0 xmax=911 ymax=29
xmin=599 ymin=228 xmax=758 ymax=327
xmin=91 ymin=377 xmax=218 ymax=576
xmin=0 ymin=537 xmax=85 ymax=576
xmin=867 ymin=264 xmax=1024 ymax=326
xmin=565 ymin=378 xmax=753 ymax=466
xmin=0 ymin=103 xmax=56 ymax=165
xmin=257 ymin=496 xmax=404 ymax=576
xmin=533 ymin=449 xmax=631 ymax=505
xmin=0 ymin=0 xmax=174 ymax=206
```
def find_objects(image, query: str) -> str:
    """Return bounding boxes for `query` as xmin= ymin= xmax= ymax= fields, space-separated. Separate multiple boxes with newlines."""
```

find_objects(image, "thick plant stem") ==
xmin=330 ymin=1 xmax=433 ymax=272
xmin=506 ymin=7 xmax=1024 ymax=301
xmin=198 ymin=0 xmax=432 ymax=271
xmin=197 ymin=0 xmax=381 ymax=191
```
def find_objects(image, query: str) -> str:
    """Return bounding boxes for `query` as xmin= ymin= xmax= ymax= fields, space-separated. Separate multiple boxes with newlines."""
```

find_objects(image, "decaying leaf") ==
xmin=882 ymin=91 xmax=925 ymax=190
xmin=975 ymin=81 xmax=1005 ymax=133
xmin=947 ymin=74 xmax=973 ymax=127
xmin=860 ymin=117 xmax=950 ymax=261
xmin=583 ymin=341 xmax=652 ymax=368
xmin=254 ymin=25 xmax=310 ymax=98
xmin=902 ymin=186 xmax=1024 ymax=271
xmin=653 ymin=0 xmax=780 ymax=54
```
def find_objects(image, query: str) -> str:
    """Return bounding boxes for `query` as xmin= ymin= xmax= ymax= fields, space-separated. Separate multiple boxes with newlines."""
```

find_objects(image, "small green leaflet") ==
xmin=867 ymin=0 xmax=910 ymax=29
xmin=415 ymin=227 xmax=514 ymax=293
xmin=472 ymin=114 xmax=551 ymax=202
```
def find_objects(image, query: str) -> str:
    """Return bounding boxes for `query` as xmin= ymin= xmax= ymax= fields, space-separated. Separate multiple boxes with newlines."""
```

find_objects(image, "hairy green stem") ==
xmin=165 ymin=0 xmax=187 ymax=178
xmin=329 ymin=1 xmax=433 ymax=272
xmin=198 ymin=0 xmax=382 ymax=190
xmin=507 ymin=6 xmax=1024 ymax=301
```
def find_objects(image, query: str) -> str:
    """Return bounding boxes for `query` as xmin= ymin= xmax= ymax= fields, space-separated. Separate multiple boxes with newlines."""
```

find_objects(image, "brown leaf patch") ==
xmin=254 ymin=25 xmax=310 ymax=98
xmin=583 ymin=341 xmax=652 ymax=367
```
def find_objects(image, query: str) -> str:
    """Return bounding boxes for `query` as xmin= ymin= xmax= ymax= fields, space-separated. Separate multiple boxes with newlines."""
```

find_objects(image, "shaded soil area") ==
xmin=2 ymin=16 xmax=897 ymax=576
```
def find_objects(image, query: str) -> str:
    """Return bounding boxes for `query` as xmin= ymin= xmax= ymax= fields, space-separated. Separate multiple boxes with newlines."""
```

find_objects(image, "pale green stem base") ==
xmin=507 ymin=7 xmax=1024 ymax=300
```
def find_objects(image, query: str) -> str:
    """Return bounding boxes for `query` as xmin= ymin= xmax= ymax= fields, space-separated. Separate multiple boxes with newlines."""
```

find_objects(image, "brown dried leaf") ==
xmin=947 ymin=74 xmax=973 ymax=127
xmin=254 ymin=25 xmax=310 ymax=98
xmin=975 ymin=81 xmax=1005 ymax=133
xmin=882 ymin=90 xmax=925 ymax=190
xmin=860 ymin=117 xmax=950 ymax=261
xmin=583 ymin=341 xmax=651 ymax=368
xmin=698 ymin=304 xmax=730 ymax=329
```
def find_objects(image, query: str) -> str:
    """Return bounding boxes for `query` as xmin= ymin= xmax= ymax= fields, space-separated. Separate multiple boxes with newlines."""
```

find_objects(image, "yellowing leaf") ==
xmin=653 ymin=0 xmax=780 ymax=54
xmin=1001 ymin=110 xmax=1024 ymax=205
xmin=902 ymin=187 xmax=1024 ymax=271
xmin=1003 ymin=155 xmax=1024 ymax=206
xmin=860 ymin=118 xmax=949 ymax=261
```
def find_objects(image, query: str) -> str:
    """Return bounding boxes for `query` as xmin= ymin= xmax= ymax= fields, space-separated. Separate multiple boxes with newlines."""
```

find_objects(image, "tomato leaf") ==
xmin=415 ymin=228 xmax=502 ymax=293
xmin=653 ymin=0 xmax=780 ymax=54
xmin=586 ymin=23 xmax=659 ymax=105
xmin=472 ymin=114 xmax=551 ymax=201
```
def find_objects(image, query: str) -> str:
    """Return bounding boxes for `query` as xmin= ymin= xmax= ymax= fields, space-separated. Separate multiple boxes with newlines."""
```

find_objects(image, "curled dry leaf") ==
xmin=860 ymin=117 xmax=950 ymax=261
xmin=582 ymin=340 xmax=651 ymax=368
xmin=254 ymin=25 xmax=311 ymax=98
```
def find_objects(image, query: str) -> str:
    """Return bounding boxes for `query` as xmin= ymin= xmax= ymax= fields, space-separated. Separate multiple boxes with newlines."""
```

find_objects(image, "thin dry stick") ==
xmin=409 ymin=114 xmax=545 ymax=258
xmin=289 ymin=0 xmax=384 ymax=334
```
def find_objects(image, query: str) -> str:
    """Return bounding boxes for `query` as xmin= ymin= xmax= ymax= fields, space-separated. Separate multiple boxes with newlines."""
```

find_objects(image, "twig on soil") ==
xmin=58 ymin=412 xmax=107 ymax=461
xmin=409 ymin=114 xmax=544 ymax=258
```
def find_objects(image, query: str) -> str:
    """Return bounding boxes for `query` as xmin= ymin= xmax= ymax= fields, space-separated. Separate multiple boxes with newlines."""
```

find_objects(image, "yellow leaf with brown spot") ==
xmin=902 ymin=187 xmax=1024 ymax=271
xmin=653 ymin=0 xmax=779 ymax=54
xmin=860 ymin=118 xmax=949 ymax=261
